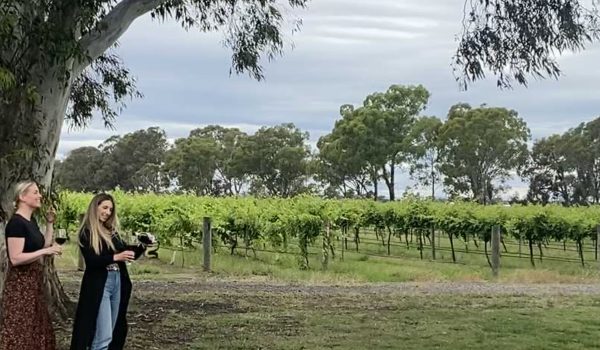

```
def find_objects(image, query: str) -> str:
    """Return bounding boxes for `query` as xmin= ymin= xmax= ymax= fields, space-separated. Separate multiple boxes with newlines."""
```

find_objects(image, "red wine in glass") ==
xmin=126 ymin=244 xmax=139 ymax=251
xmin=55 ymin=229 xmax=67 ymax=245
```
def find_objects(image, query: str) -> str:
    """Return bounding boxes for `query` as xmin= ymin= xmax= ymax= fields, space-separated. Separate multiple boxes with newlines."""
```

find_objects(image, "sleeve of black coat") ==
xmin=79 ymin=229 xmax=115 ymax=268
xmin=132 ymin=244 xmax=147 ymax=260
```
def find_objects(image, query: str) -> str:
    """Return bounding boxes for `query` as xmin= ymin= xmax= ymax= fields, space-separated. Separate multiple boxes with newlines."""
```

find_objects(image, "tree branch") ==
xmin=76 ymin=0 xmax=169 ymax=72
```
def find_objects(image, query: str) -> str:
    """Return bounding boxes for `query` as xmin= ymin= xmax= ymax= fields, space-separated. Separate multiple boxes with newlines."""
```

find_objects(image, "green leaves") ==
xmin=67 ymin=52 xmax=141 ymax=130
xmin=0 ymin=66 xmax=15 ymax=90
xmin=149 ymin=0 xmax=308 ymax=81
xmin=454 ymin=0 xmax=600 ymax=88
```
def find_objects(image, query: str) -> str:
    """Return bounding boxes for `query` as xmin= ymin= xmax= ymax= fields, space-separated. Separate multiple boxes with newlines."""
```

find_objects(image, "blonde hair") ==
xmin=12 ymin=180 xmax=38 ymax=212
xmin=79 ymin=193 xmax=119 ymax=255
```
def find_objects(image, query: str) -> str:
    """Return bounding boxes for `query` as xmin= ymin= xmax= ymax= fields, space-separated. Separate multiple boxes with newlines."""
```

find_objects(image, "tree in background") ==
xmin=525 ymin=134 xmax=579 ymax=205
xmin=165 ymin=136 xmax=220 ymax=195
xmin=103 ymin=127 xmax=169 ymax=191
xmin=319 ymin=85 xmax=430 ymax=201
xmin=189 ymin=126 xmax=249 ymax=195
xmin=315 ymin=130 xmax=371 ymax=199
xmin=439 ymin=104 xmax=530 ymax=203
xmin=409 ymin=116 xmax=444 ymax=200
xmin=232 ymin=123 xmax=311 ymax=197
xmin=54 ymin=147 xmax=104 ymax=192
xmin=524 ymin=117 xmax=600 ymax=205
xmin=56 ymin=127 xmax=170 ymax=192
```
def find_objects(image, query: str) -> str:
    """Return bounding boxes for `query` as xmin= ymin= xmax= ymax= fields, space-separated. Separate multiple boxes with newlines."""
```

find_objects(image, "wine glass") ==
xmin=126 ymin=234 xmax=140 ymax=250
xmin=55 ymin=229 xmax=68 ymax=245
xmin=125 ymin=234 xmax=139 ymax=264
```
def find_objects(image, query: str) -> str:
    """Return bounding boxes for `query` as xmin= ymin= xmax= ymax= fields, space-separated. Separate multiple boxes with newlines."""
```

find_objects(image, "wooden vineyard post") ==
xmin=518 ymin=232 xmax=522 ymax=258
xmin=431 ymin=225 xmax=436 ymax=260
xmin=596 ymin=225 xmax=600 ymax=262
xmin=341 ymin=226 xmax=345 ymax=262
xmin=322 ymin=222 xmax=331 ymax=270
xmin=491 ymin=225 xmax=501 ymax=278
xmin=203 ymin=217 xmax=212 ymax=272
xmin=77 ymin=213 xmax=85 ymax=271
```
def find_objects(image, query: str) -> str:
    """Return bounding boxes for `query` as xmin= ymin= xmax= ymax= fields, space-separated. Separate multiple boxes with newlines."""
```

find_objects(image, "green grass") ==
xmin=102 ymin=285 xmax=600 ymax=350
xmin=54 ymin=234 xmax=600 ymax=350
xmin=189 ymin=296 xmax=600 ymax=349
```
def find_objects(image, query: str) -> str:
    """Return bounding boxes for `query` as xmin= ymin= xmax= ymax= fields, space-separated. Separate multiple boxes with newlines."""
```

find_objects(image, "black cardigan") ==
xmin=70 ymin=229 xmax=145 ymax=350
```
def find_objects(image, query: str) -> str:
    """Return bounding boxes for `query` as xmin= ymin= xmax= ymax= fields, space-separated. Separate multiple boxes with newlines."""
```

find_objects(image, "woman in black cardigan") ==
xmin=70 ymin=193 xmax=146 ymax=350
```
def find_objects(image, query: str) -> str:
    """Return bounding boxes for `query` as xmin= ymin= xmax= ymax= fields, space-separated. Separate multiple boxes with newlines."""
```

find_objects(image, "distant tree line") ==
xmin=54 ymin=84 xmax=600 ymax=205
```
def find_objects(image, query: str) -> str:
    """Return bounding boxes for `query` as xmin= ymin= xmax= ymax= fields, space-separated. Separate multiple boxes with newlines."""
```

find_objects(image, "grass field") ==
xmin=51 ymin=233 xmax=600 ymax=350
xmin=163 ymin=293 xmax=600 ymax=350
xmin=55 ymin=268 xmax=600 ymax=350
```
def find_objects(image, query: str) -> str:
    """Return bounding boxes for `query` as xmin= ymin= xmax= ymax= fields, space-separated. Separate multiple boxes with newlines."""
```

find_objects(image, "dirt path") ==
xmin=94 ymin=279 xmax=600 ymax=296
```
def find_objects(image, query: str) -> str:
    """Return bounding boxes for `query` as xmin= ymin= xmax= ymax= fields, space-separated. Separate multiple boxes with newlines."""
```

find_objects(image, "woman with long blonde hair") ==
xmin=1 ymin=180 xmax=62 ymax=350
xmin=70 ymin=193 xmax=146 ymax=350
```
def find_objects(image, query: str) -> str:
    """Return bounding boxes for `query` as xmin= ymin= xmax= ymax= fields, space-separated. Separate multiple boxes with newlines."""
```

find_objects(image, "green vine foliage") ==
xmin=57 ymin=190 xmax=600 ymax=269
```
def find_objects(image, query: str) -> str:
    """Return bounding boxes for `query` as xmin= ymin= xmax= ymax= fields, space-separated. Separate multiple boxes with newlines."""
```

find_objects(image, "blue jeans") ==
xmin=91 ymin=271 xmax=121 ymax=350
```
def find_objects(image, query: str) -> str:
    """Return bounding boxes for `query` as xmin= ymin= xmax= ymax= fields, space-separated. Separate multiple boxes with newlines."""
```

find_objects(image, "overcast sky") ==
xmin=57 ymin=0 xmax=600 ymax=198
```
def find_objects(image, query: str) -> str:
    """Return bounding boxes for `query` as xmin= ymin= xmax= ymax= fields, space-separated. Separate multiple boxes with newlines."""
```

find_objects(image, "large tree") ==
xmin=315 ymin=104 xmax=377 ymax=199
xmin=98 ymin=127 xmax=169 ymax=191
xmin=439 ymin=104 xmax=530 ymax=203
xmin=567 ymin=119 xmax=600 ymax=204
xmin=165 ymin=136 xmax=220 ymax=195
xmin=525 ymin=134 xmax=578 ymax=205
xmin=189 ymin=125 xmax=249 ymax=195
xmin=320 ymin=104 xmax=381 ymax=199
xmin=233 ymin=123 xmax=311 ymax=197
xmin=315 ymin=131 xmax=371 ymax=199
xmin=321 ymin=85 xmax=430 ymax=201
xmin=360 ymin=85 xmax=430 ymax=201
xmin=0 ymin=0 xmax=309 ymax=318
xmin=54 ymin=146 xmax=104 ymax=191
